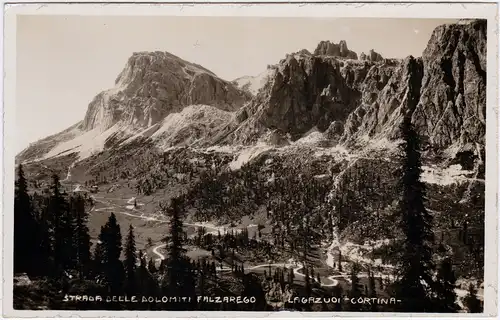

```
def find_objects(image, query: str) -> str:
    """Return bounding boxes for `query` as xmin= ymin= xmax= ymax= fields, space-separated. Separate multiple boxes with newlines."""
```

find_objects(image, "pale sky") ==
xmin=16 ymin=16 xmax=458 ymax=153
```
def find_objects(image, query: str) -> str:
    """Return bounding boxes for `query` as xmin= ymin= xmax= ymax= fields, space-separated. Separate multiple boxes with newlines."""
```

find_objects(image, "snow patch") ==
xmin=151 ymin=105 xmax=233 ymax=149
xmin=233 ymin=69 xmax=274 ymax=95
xmin=43 ymin=124 xmax=128 ymax=160
xmin=229 ymin=142 xmax=272 ymax=170
xmin=293 ymin=127 xmax=326 ymax=145
xmin=421 ymin=164 xmax=475 ymax=186
xmin=205 ymin=145 xmax=239 ymax=154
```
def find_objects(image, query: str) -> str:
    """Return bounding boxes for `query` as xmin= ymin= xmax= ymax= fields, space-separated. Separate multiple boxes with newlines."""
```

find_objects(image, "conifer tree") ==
xmin=35 ymin=195 xmax=54 ymax=276
xmin=47 ymin=173 xmax=76 ymax=272
xmin=161 ymin=197 xmax=196 ymax=309
xmin=148 ymin=257 xmax=157 ymax=273
xmin=124 ymin=224 xmax=137 ymax=295
xmin=14 ymin=164 xmax=37 ymax=274
xmin=332 ymin=285 xmax=343 ymax=311
xmin=242 ymin=273 xmax=268 ymax=311
xmin=394 ymin=112 xmax=436 ymax=312
xmin=72 ymin=194 xmax=91 ymax=278
xmin=368 ymin=269 xmax=377 ymax=297
xmin=464 ymin=284 xmax=482 ymax=313
xmin=349 ymin=263 xmax=363 ymax=311
xmin=304 ymin=267 xmax=312 ymax=297
xmin=92 ymin=232 xmax=106 ymax=280
xmin=338 ymin=252 xmax=342 ymax=272
xmin=368 ymin=269 xmax=378 ymax=311
xmin=100 ymin=213 xmax=124 ymax=293
xmin=434 ymin=258 xmax=459 ymax=312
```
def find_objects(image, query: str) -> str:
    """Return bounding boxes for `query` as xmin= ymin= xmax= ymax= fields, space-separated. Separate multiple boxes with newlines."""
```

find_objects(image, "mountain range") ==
xmin=18 ymin=19 xmax=486 ymax=179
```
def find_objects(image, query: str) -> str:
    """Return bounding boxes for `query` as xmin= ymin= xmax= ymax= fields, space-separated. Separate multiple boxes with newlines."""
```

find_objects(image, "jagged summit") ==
xmin=18 ymin=50 xmax=250 ymax=162
xmin=314 ymin=40 xmax=358 ymax=59
xmin=360 ymin=49 xmax=384 ymax=62
xmin=82 ymin=50 xmax=248 ymax=131
xmin=18 ymin=19 xmax=486 ymax=172
xmin=340 ymin=19 xmax=486 ymax=162
xmin=218 ymin=19 xmax=485 ymax=169
xmin=232 ymin=67 xmax=276 ymax=96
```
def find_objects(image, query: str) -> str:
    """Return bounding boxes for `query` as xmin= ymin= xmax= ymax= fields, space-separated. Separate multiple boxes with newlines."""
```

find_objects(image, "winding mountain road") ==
xmin=78 ymin=185 xmax=483 ymax=297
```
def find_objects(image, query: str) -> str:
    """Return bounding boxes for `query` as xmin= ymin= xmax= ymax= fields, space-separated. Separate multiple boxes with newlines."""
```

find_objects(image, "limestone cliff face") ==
xmin=314 ymin=40 xmax=358 ymax=59
xmin=218 ymin=51 xmax=374 ymax=144
xmin=413 ymin=20 xmax=486 ymax=152
xmin=340 ymin=19 xmax=486 ymax=159
xmin=222 ymin=20 xmax=486 ymax=162
xmin=82 ymin=51 xmax=249 ymax=131
xmin=18 ymin=20 xmax=486 ymax=168
xmin=339 ymin=57 xmax=421 ymax=144
xmin=18 ymin=51 xmax=250 ymax=162
xmin=360 ymin=49 xmax=384 ymax=62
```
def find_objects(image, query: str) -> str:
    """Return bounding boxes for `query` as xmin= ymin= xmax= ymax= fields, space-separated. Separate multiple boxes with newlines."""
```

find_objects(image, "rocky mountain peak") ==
xmin=340 ymin=19 xmax=486 ymax=167
xmin=219 ymin=53 xmax=376 ymax=145
xmin=360 ymin=49 xmax=384 ymax=62
xmin=18 ymin=19 xmax=486 ymax=171
xmin=82 ymin=50 xmax=249 ymax=131
xmin=314 ymin=40 xmax=358 ymax=59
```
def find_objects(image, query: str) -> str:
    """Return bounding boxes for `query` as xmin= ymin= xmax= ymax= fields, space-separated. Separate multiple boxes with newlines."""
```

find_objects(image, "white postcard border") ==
xmin=2 ymin=2 xmax=498 ymax=318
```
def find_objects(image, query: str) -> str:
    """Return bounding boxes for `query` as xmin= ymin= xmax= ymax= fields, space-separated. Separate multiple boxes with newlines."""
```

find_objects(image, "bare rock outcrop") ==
xmin=413 ymin=19 xmax=486 ymax=152
xmin=340 ymin=19 xmax=486 ymax=163
xmin=221 ymin=54 xmax=374 ymax=144
xmin=18 ymin=20 xmax=486 ymax=170
xmin=360 ymin=49 xmax=384 ymax=62
xmin=314 ymin=40 xmax=358 ymax=59
xmin=82 ymin=51 xmax=249 ymax=131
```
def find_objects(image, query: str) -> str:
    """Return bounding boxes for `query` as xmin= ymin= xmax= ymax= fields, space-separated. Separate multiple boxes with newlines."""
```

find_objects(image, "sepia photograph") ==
xmin=2 ymin=2 xmax=498 ymax=317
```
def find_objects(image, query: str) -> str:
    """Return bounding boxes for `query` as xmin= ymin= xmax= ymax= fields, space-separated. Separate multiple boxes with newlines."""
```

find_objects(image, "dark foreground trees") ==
xmin=14 ymin=164 xmax=38 ymax=274
xmin=464 ymin=284 xmax=483 ymax=313
xmin=160 ymin=197 xmax=196 ymax=310
xmin=394 ymin=115 xmax=437 ymax=312
xmin=124 ymin=224 xmax=137 ymax=295
xmin=393 ymin=111 xmax=465 ymax=313
xmin=14 ymin=167 xmax=92 ymax=278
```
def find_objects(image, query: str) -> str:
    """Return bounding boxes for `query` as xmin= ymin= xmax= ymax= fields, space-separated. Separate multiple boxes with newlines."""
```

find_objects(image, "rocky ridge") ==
xmin=217 ymin=20 xmax=486 ymax=168
xmin=341 ymin=19 xmax=486 ymax=160
xmin=82 ymin=51 xmax=249 ymax=131
xmin=360 ymin=49 xmax=384 ymax=62
xmin=18 ymin=20 xmax=486 ymax=172
xmin=314 ymin=40 xmax=358 ymax=59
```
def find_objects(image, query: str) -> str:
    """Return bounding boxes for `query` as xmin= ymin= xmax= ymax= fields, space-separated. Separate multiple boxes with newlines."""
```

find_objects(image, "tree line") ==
xmin=13 ymin=168 xmax=269 ymax=310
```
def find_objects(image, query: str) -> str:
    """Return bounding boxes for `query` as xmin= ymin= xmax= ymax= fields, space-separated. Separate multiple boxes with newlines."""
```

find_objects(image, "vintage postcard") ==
xmin=2 ymin=1 xmax=498 ymax=318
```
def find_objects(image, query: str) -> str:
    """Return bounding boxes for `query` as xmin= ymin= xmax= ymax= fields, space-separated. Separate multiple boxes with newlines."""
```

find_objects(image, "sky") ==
xmin=15 ymin=16 xmax=458 ymax=153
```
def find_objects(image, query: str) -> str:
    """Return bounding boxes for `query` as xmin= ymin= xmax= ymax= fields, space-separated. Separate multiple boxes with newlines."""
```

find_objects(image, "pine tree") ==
xmin=338 ymin=252 xmax=342 ymax=272
xmin=332 ymin=285 xmax=343 ymax=311
xmin=100 ymin=213 xmax=124 ymax=294
xmin=147 ymin=237 xmax=153 ymax=248
xmin=92 ymin=232 xmax=106 ymax=280
xmin=434 ymin=258 xmax=459 ymax=312
xmin=304 ymin=267 xmax=312 ymax=297
xmin=349 ymin=263 xmax=363 ymax=311
xmin=395 ymin=112 xmax=436 ymax=312
xmin=48 ymin=173 xmax=72 ymax=272
xmin=35 ymin=194 xmax=54 ymax=276
xmin=464 ymin=284 xmax=482 ymax=313
xmin=242 ymin=273 xmax=268 ymax=311
xmin=14 ymin=164 xmax=37 ymax=274
xmin=161 ymin=197 xmax=196 ymax=309
xmin=148 ymin=257 xmax=157 ymax=273
xmin=368 ymin=269 xmax=378 ymax=311
xmin=72 ymin=195 xmax=91 ymax=278
xmin=124 ymin=224 xmax=137 ymax=295
xmin=368 ymin=269 xmax=377 ymax=297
